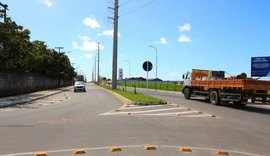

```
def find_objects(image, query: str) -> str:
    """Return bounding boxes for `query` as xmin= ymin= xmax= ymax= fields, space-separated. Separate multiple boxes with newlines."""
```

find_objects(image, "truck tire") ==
xmin=210 ymin=91 xmax=220 ymax=105
xmin=183 ymin=87 xmax=191 ymax=99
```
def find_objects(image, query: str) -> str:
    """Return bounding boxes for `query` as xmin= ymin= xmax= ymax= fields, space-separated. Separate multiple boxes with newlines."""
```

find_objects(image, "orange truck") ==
xmin=182 ymin=69 xmax=270 ymax=106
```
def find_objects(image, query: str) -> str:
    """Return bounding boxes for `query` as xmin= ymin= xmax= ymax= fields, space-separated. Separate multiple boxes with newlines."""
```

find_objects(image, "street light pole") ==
xmin=148 ymin=45 xmax=158 ymax=88
xmin=97 ymin=42 xmax=100 ymax=84
xmin=125 ymin=60 xmax=131 ymax=78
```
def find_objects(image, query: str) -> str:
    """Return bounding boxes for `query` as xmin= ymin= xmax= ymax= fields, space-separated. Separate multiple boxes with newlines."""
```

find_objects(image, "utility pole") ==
xmin=55 ymin=47 xmax=64 ymax=87
xmin=0 ymin=2 xmax=8 ymax=23
xmin=97 ymin=42 xmax=100 ymax=84
xmin=94 ymin=56 xmax=96 ymax=82
xmin=109 ymin=0 xmax=119 ymax=89
xmin=55 ymin=47 xmax=64 ymax=53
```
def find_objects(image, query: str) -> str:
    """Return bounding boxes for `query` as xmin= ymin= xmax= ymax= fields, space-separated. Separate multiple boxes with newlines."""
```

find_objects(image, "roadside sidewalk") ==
xmin=0 ymin=86 xmax=73 ymax=108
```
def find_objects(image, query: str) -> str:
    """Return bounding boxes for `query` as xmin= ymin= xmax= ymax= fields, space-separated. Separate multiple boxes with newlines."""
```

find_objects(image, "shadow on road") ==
xmin=193 ymin=98 xmax=270 ymax=115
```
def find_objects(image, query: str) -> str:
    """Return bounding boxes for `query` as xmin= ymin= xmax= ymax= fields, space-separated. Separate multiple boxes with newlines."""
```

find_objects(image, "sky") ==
xmin=2 ymin=0 xmax=270 ymax=81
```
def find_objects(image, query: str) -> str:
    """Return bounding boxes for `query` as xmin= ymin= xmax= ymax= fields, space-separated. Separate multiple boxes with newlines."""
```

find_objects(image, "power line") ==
xmin=120 ymin=0 xmax=156 ymax=17
xmin=119 ymin=0 xmax=133 ymax=7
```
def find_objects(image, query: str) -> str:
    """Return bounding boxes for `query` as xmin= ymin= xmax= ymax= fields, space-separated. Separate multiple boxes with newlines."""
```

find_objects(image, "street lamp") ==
xmin=125 ymin=60 xmax=131 ymax=78
xmin=148 ymin=45 xmax=158 ymax=88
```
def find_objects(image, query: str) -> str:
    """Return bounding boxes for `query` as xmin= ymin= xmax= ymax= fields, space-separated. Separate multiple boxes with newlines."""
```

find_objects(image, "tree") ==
xmin=0 ymin=15 xmax=75 ymax=79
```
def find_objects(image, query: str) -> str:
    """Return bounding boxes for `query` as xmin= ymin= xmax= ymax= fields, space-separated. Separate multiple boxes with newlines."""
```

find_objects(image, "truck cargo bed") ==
xmin=191 ymin=79 xmax=270 ymax=94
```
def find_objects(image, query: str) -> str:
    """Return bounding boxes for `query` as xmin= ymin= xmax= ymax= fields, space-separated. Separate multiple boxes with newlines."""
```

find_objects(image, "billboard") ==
xmin=118 ymin=68 xmax=123 ymax=80
xmin=251 ymin=57 xmax=270 ymax=77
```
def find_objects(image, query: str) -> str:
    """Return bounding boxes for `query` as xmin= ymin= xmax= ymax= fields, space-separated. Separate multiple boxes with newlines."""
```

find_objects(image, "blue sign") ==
xmin=251 ymin=57 xmax=270 ymax=77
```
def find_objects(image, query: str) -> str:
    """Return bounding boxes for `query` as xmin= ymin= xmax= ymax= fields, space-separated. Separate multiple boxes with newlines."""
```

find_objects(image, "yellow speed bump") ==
xmin=144 ymin=146 xmax=157 ymax=150
xmin=110 ymin=147 xmax=122 ymax=152
xmin=73 ymin=149 xmax=86 ymax=154
xmin=180 ymin=147 xmax=192 ymax=152
xmin=34 ymin=152 xmax=48 ymax=156
xmin=217 ymin=150 xmax=229 ymax=155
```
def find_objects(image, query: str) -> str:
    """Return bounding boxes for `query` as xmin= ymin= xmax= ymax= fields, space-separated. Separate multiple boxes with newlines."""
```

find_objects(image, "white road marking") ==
xmin=137 ymin=110 xmax=198 ymax=116
xmin=100 ymin=107 xmax=187 ymax=115
xmin=120 ymin=105 xmax=166 ymax=110
xmin=100 ymin=103 xmax=219 ymax=118
xmin=2 ymin=144 xmax=261 ymax=156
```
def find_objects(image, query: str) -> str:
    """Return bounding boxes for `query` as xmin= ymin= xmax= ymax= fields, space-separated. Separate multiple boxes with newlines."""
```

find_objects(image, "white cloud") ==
xmin=68 ymin=56 xmax=74 ymax=61
xmin=73 ymin=35 xmax=104 ymax=51
xmin=178 ymin=35 xmax=192 ymax=43
xmin=83 ymin=16 xmax=100 ymax=28
xmin=84 ymin=54 xmax=93 ymax=59
xmin=98 ymin=29 xmax=121 ymax=37
xmin=155 ymin=37 xmax=168 ymax=44
xmin=38 ymin=0 xmax=53 ymax=7
xmin=178 ymin=23 xmax=192 ymax=32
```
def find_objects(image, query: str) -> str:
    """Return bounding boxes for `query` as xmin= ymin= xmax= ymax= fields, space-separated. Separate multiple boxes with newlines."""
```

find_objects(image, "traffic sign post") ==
xmin=143 ymin=61 xmax=153 ymax=100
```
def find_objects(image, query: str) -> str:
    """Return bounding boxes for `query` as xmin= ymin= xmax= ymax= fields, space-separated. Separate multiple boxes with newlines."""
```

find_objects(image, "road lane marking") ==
xmin=2 ymin=144 xmax=261 ymax=156
xmin=137 ymin=110 xmax=198 ymax=116
xmin=120 ymin=105 xmax=166 ymax=110
xmin=100 ymin=103 xmax=219 ymax=118
xmin=100 ymin=107 xmax=187 ymax=115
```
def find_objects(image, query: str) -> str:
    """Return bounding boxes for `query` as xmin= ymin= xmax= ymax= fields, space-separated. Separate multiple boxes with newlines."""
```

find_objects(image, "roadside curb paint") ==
xmin=4 ymin=145 xmax=260 ymax=156
xmin=73 ymin=150 xmax=86 ymax=155
xmin=180 ymin=147 xmax=192 ymax=152
xmin=217 ymin=150 xmax=229 ymax=155
xmin=144 ymin=146 xmax=157 ymax=150
xmin=0 ymin=87 xmax=72 ymax=108
xmin=110 ymin=147 xmax=122 ymax=152
xmin=34 ymin=152 xmax=48 ymax=156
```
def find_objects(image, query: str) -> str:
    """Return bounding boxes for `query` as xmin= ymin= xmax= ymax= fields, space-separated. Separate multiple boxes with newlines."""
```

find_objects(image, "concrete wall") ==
xmin=0 ymin=71 xmax=73 ymax=98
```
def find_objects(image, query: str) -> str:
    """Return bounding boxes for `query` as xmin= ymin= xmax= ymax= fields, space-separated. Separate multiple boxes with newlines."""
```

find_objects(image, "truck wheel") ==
xmin=210 ymin=91 xmax=220 ymax=105
xmin=183 ymin=88 xmax=191 ymax=99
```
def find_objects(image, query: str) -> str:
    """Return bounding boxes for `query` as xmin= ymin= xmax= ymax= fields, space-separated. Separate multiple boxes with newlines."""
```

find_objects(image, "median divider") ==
xmin=144 ymin=146 xmax=157 ymax=150
xmin=73 ymin=149 xmax=86 ymax=154
xmin=97 ymin=85 xmax=132 ymax=106
xmin=8 ymin=145 xmax=257 ymax=156
xmin=110 ymin=147 xmax=122 ymax=152
xmin=217 ymin=150 xmax=229 ymax=155
xmin=180 ymin=147 xmax=192 ymax=152
xmin=97 ymin=85 xmax=166 ymax=106
xmin=34 ymin=152 xmax=48 ymax=156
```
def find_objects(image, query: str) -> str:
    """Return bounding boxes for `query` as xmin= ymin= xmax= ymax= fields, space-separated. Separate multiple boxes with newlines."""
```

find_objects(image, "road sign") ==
xmin=251 ymin=57 xmax=270 ymax=77
xmin=143 ymin=61 xmax=153 ymax=71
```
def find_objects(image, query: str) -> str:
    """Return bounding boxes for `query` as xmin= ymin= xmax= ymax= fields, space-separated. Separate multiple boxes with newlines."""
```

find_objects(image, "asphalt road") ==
xmin=0 ymin=83 xmax=269 ymax=156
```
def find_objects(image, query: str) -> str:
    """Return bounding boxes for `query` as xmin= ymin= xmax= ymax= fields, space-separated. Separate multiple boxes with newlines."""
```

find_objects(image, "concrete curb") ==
xmin=97 ymin=85 xmax=167 ymax=106
xmin=97 ymin=85 xmax=132 ymax=106
xmin=0 ymin=87 xmax=72 ymax=108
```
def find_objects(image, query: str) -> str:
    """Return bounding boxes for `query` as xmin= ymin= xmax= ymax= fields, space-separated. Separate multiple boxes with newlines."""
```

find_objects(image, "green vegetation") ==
xmin=0 ymin=8 xmax=75 ymax=79
xmin=119 ymin=82 xmax=183 ymax=92
xmin=101 ymin=85 xmax=165 ymax=104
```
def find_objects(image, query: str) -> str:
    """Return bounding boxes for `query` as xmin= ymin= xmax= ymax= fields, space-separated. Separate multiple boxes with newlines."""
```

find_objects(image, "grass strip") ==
xmin=119 ymin=82 xmax=183 ymax=92
xmin=101 ymin=85 xmax=165 ymax=104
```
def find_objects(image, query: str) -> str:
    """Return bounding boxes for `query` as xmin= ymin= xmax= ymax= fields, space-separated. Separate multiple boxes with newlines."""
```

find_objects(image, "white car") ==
xmin=74 ymin=81 xmax=86 ymax=92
